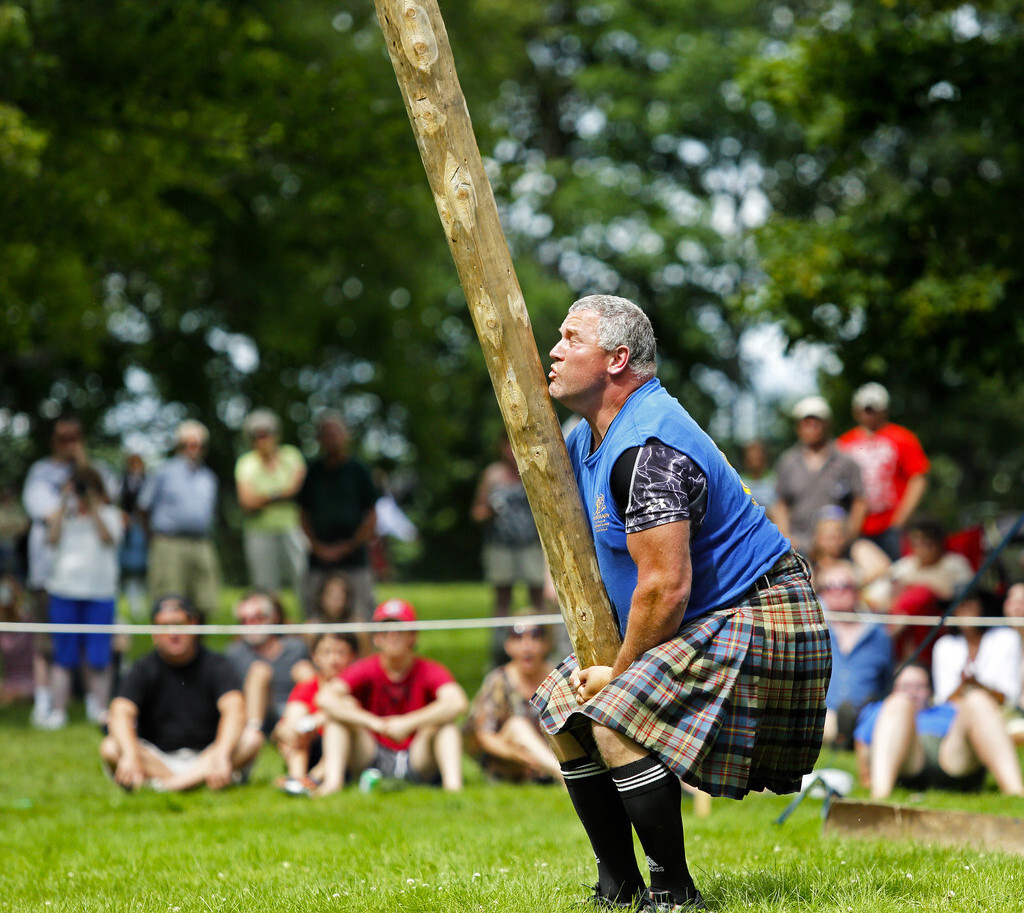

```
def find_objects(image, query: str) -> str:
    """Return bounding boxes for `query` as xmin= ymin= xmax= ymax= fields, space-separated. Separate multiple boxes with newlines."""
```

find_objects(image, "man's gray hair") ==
xmin=568 ymin=295 xmax=657 ymax=381
xmin=175 ymin=419 xmax=209 ymax=447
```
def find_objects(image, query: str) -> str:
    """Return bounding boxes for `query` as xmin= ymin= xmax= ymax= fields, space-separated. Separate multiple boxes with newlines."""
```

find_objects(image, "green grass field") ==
xmin=3 ymin=582 xmax=1024 ymax=912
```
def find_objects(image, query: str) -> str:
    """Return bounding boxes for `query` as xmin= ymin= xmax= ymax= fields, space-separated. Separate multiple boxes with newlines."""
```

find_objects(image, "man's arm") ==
xmin=205 ymin=690 xmax=245 ymax=790
xmin=575 ymin=520 xmax=692 ymax=700
xmin=315 ymin=679 xmax=385 ymax=731
xmin=846 ymin=494 xmax=868 ymax=541
xmin=106 ymin=696 xmax=146 ymax=790
xmin=772 ymin=499 xmax=792 ymax=540
xmin=614 ymin=520 xmax=692 ymax=676
xmin=378 ymin=681 xmax=469 ymax=744
xmin=890 ymin=473 xmax=928 ymax=530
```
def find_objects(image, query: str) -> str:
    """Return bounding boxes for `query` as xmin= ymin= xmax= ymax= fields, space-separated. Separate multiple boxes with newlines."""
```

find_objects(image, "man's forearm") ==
xmin=891 ymin=473 xmax=928 ymax=528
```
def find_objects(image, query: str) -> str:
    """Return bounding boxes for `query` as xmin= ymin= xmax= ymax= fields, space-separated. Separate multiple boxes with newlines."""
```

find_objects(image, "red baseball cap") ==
xmin=372 ymin=599 xmax=417 ymax=623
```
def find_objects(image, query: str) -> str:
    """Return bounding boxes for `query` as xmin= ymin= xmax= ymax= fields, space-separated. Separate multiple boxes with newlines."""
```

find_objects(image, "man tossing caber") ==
xmin=533 ymin=295 xmax=831 ymax=911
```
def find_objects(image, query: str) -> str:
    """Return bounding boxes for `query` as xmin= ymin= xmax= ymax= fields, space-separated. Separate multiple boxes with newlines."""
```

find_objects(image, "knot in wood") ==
xmin=398 ymin=2 xmax=438 ymax=72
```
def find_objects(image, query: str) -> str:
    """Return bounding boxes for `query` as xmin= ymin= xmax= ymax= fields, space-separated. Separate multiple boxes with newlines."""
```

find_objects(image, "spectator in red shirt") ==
xmin=315 ymin=599 xmax=468 ymax=793
xmin=837 ymin=383 xmax=930 ymax=560
xmin=271 ymin=631 xmax=360 ymax=797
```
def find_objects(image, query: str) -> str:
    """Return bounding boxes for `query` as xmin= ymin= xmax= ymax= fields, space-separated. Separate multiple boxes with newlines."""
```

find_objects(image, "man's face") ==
xmin=548 ymin=310 xmax=613 ymax=411
xmin=152 ymin=604 xmax=200 ymax=664
xmin=236 ymin=596 xmax=276 ymax=647
xmin=318 ymin=420 xmax=349 ymax=460
xmin=372 ymin=627 xmax=416 ymax=660
xmin=855 ymin=406 xmax=887 ymax=432
xmin=796 ymin=416 xmax=827 ymax=447
xmin=817 ymin=568 xmax=859 ymax=613
xmin=179 ymin=435 xmax=205 ymax=463
xmin=52 ymin=420 xmax=84 ymax=462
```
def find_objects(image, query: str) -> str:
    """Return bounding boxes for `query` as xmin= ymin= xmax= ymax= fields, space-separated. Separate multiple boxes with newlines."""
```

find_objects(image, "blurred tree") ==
xmin=0 ymin=0 xmax=503 ymax=575
xmin=739 ymin=0 xmax=1024 ymax=515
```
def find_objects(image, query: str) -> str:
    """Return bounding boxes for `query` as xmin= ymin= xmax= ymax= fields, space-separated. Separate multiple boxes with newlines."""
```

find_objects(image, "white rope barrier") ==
xmin=2 ymin=610 xmax=1023 ymax=637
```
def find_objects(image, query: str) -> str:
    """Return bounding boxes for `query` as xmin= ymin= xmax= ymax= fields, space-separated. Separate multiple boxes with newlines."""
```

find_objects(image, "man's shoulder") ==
xmin=412 ymin=655 xmax=456 ymax=681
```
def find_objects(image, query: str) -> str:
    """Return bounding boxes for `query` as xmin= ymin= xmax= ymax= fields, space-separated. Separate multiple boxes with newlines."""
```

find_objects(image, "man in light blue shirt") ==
xmin=138 ymin=420 xmax=220 ymax=616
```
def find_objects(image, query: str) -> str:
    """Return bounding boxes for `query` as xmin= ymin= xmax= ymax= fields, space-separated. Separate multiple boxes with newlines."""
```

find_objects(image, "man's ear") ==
xmin=607 ymin=345 xmax=631 ymax=377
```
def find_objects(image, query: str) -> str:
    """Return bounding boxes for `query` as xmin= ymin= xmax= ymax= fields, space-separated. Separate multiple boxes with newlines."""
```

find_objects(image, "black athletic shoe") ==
xmin=648 ymin=889 xmax=708 ymax=911
xmin=581 ymin=884 xmax=652 ymax=910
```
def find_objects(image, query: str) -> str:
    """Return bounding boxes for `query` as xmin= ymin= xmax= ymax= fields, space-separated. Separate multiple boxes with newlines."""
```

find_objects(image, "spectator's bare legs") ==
xmin=499 ymin=715 xmax=564 ymax=782
xmin=940 ymin=689 xmax=1024 ymax=796
xmin=273 ymin=703 xmax=314 ymax=780
xmin=869 ymin=691 xmax=925 ymax=798
xmin=49 ymin=664 xmax=72 ymax=722
xmin=317 ymin=718 xmax=376 ymax=796
xmin=409 ymin=722 xmax=464 ymax=791
xmin=99 ymin=737 xmax=250 ymax=792
xmin=822 ymin=709 xmax=839 ymax=746
xmin=83 ymin=664 xmax=112 ymax=723
xmin=236 ymin=660 xmax=272 ymax=761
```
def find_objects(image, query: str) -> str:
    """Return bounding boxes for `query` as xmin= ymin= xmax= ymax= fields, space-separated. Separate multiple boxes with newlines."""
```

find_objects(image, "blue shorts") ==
xmin=48 ymin=595 xmax=116 ymax=669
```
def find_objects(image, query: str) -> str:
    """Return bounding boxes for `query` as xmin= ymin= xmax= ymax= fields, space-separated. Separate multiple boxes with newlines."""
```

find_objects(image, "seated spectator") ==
xmin=464 ymin=619 xmax=563 ymax=783
xmin=315 ymin=599 xmax=468 ymax=794
xmin=46 ymin=465 xmax=123 ymax=728
xmin=0 ymin=574 xmax=34 ymax=705
xmin=853 ymin=663 xmax=1024 ymax=798
xmin=99 ymin=596 xmax=255 ymax=792
xmin=1004 ymin=583 xmax=1024 ymax=744
xmin=307 ymin=573 xmax=353 ymax=627
xmin=809 ymin=509 xmax=891 ymax=602
xmin=225 ymin=591 xmax=314 ymax=762
xmin=818 ymin=561 xmax=893 ymax=750
xmin=932 ymin=591 xmax=1021 ymax=706
xmin=882 ymin=518 xmax=974 ymax=663
xmin=272 ymin=631 xmax=360 ymax=796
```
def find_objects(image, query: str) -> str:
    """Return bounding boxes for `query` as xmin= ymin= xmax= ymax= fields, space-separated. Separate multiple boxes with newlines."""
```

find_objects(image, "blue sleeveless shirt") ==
xmin=566 ymin=378 xmax=789 ymax=633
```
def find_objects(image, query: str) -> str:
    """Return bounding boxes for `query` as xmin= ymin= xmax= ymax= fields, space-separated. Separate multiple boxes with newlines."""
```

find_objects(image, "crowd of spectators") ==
xmin=751 ymin=382 xmax=1024 ymax=800
xmin=3 ymin=383 xmax=1024 ymax=804
xmin=0 ymin=408 xmax=560 ymax=795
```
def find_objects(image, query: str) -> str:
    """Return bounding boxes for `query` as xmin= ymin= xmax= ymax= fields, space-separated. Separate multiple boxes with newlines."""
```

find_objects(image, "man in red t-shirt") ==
xmin=837 ymin=383 xmax=930 ymax=560
xmin=315 ymin=599 xmax=467 ymax=793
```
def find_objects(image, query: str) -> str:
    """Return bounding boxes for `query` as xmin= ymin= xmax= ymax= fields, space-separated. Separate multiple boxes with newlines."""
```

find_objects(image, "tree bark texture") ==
xmin=372 ymin=0 xmax=620 ymax=666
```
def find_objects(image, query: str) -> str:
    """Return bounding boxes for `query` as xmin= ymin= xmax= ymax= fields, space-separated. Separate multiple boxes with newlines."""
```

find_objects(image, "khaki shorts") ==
xmin=482 ymin=542 xmax=546 ymax=588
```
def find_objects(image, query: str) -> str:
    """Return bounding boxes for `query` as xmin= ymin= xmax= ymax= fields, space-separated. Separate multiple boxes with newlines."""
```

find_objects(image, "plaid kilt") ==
xmin=532 ymin=551 xmax=831 ymax=799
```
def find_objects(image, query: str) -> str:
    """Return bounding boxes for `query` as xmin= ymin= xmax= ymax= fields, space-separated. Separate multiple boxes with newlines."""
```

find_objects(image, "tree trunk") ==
xmin=372 ymin=0 xmax=620 ymax=666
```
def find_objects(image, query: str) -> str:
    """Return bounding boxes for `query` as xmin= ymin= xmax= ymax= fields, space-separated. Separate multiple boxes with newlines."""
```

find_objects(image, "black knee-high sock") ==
xmin=560 ymin=758 xmax=646 ymax=901
xmin=611 ymin=756 xmax=697 ymax=902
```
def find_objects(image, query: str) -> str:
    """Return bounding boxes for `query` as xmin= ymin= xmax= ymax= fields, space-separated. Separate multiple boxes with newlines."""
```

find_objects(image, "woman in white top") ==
xmin=45 ymin=465 xmax=123 ymax=729
xmin=932 ymin=591 xmax=1022 ymax=710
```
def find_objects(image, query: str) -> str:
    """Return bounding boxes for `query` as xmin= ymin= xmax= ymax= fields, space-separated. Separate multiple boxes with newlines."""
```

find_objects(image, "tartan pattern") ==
xmin=533 ymin=551 xmax=831 ymax=799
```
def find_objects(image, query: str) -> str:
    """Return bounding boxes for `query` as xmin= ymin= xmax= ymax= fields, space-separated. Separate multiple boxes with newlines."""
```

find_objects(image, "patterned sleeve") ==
xmin=465 ymin=668 xmax=512 ymax=736
xmin=624 ymin=440 xmax=708 ymax=536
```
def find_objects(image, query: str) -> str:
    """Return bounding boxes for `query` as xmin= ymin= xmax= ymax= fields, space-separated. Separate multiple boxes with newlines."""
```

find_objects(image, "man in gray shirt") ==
xmin=225 ymin=590 xmax=313 ymax=764
xmin=773 ymin=396 xmax=866 ymax=556
xmin=138 ymin=420 xmax=220 ymax=617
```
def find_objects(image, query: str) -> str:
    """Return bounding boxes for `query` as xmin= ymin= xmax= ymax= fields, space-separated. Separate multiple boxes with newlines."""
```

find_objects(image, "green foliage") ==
xmin=3 ymin=0 xmax=1024 ymax=567
xmin=735 ymin=0 xmax=1024 ymax=512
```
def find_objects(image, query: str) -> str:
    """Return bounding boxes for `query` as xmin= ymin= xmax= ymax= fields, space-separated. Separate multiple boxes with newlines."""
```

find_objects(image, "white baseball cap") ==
xmin=852 ymin=382 xmax=890 ymax=412
xmin=791 ymin=395 xmax=832 ymax=422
